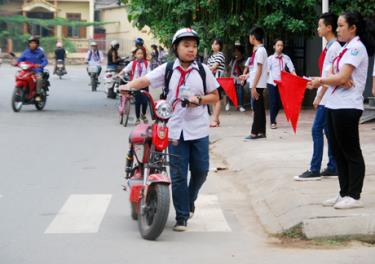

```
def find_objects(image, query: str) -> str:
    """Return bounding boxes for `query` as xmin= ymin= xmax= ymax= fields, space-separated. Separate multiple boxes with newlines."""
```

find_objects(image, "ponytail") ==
xmin=342 ymin=11 xmax=375 ymax=56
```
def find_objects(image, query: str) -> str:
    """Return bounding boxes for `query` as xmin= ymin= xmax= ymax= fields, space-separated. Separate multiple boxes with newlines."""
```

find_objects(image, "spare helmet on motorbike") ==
xmin=172 ymin=28 xmax=200 ymax=47
xmin=90 ymin=41 xmax=98 ymax=47
xmin=110 ymin=40 xmax=120 ymax=48
xmin=28 ymin=36 xmax=40 ymax=45
xmin=56 ymin=41 xmax=63 ymax=48
xmin=135 ymin=37 xmax=144 ymax=46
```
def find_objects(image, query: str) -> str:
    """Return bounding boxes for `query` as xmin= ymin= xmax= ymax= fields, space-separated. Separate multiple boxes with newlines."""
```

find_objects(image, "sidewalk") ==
xmin=209 ymin=109 xmax=375 ymax=239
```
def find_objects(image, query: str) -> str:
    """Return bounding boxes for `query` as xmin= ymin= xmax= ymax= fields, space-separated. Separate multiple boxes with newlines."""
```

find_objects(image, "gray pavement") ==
xmin=0 ymin=64 xmax=374 ymax=264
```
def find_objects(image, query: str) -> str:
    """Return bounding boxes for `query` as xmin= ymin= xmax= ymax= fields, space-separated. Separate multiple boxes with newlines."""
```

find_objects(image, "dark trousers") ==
xmin=251 ymin=88 xmax=266 ymax=135
xmin=168 ymin=134 xmax=209 ymax=221
xmin=326 ymin=108 xmax=365 ymax=200
xmin=268 ymin=83 xmax=281 ymax=124
xmin=310 ymin=105 xmax=336 ymax=173
xmin=235 ymin=83 xmax=244 ymax=107
xmin=134 ymin=88 xmax=148 ymax=119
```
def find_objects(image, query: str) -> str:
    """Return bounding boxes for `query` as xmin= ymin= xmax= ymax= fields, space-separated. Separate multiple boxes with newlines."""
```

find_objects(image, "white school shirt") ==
xmin=86 ymin=49 xmax=104 ymax=66
xmin=325 ymin=36 xmax=368 ymax=110
xmin=122 ymin=60 xmax=150 ymax=79
xmin=146 ymin=59 xmax=219 ymax=141
xmin=318 ymin=40 xmax=342 ymax=106
xmin=245 ymin=45 xmax=268 ymax=88
xmin=267 ymin=53 xmax=295 ymax=85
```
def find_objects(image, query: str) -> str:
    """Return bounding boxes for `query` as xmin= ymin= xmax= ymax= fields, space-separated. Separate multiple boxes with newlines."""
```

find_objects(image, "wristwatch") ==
xmin=197 ymin=96 xmax=202 ymax=105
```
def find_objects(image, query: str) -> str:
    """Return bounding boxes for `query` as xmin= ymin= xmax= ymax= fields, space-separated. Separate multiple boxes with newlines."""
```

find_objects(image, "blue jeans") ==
xmin=235 ymin=83 xmax=244 ymax=107
xmin=310 ymin=105 xmax=336 ymax=173
xmin=168 ymin=134 xmax=209 ymax=221
xmin=268 ymin=83 xmax=281 ymax=124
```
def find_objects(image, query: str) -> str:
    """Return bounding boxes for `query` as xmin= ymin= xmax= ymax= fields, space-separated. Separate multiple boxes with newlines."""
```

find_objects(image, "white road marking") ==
xmin=188 ymin=194 xmax=231 ymax=232
xmin=45 ymin=194 xmax=112 ymax=234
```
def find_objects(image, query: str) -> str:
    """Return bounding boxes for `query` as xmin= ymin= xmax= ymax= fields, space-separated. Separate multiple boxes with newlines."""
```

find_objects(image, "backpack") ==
xmin=130 ymin=60 xmax=149 ymax=81
xmin=161 ymin=60 xmax=210 ymax=114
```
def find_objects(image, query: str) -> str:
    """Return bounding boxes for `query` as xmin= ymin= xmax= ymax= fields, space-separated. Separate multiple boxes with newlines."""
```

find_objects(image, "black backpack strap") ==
xmin=196 ymin=61 xmax=211 ymax=115
xmin=161 ymin=61 xmax=174 ymax=99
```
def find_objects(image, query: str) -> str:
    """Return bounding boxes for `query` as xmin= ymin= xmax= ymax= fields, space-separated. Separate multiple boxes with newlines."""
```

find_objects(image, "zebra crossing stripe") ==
xmin=188 ymin=194 xmax=231 ymax=232
xmin=45 ymin=194 xmax=112 ymax=234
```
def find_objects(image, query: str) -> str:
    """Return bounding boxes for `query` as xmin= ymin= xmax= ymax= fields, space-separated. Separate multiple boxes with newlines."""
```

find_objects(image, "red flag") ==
xmin=217 ymin=77 xmax=238 ymax=108
xmin=274 ymin=71 xmax=308 ymax=133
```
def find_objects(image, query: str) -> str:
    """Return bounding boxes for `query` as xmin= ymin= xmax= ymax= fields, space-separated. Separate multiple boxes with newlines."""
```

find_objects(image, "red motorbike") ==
xmin=123 ymin=90 xmax=173 ymax=240
xmin=11 ymin=61 xmax=50 ymax=112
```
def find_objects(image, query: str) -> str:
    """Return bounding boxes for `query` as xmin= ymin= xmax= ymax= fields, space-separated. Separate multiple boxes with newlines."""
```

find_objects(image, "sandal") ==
xmin=210 ymin=120 xmax=220 ymax=127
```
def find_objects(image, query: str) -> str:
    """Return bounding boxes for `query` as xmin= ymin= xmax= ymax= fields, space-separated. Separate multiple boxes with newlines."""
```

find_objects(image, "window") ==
xmin=66 ymin=13 xmax=81 ymax=38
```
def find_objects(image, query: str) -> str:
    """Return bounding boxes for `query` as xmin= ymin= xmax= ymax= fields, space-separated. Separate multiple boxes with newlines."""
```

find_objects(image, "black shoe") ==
xmin=189 ymin=203 xmax=195 ymax=219
xmin=294 ymin=170 xmax=321 ymax=181
xmin=173 ymin=219 xmax=187 ymax=232
xmin=321 ymin=168 xmax=338 ymax=177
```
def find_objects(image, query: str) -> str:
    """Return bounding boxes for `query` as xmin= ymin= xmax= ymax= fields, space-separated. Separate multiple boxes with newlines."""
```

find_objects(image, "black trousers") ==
xmin=134 ymin=88 xmax=148 ymax=119
xmin=326 ymin=108 xmax=365 ymax=200
xmin=251 ymin=88 xmax=266 ymax=135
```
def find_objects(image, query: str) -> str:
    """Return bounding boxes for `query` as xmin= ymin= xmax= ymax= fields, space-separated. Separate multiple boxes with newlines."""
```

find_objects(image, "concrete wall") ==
xmin=99 ymin=6 xmax=159 ymax=55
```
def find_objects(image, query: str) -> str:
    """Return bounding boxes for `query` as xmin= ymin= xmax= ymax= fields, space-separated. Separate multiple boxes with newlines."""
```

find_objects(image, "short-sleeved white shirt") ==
xmin=245 ymin=45 xmax=268 ymax=88
xmin=317 ymin=40 xmax=342 ymax=106
xmin=267 ymin=53 xmax=295 ymax=85
xmin=122 ymin=60 xmax=150 ymax=79
xmin=146 ymin=59 xmax=219 ymax=141
xmin=325 ymin=36 xmax=368 ymax=110
xmin=373 ymin=57 xmax=375 ymax=77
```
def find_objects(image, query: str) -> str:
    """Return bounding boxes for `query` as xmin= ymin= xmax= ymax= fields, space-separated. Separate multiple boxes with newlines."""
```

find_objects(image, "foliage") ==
xmin=122 ymin=0 xmax=317 ymax=50
xmin=330 ymin=0 xmax=375 ymax=18
xmin=40 ymin=37 xmax=76 ymax=53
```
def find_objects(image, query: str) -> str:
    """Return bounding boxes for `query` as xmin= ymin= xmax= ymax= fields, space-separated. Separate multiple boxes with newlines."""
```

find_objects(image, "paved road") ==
xmin=0 ymin=64 xmax=374 ymax=264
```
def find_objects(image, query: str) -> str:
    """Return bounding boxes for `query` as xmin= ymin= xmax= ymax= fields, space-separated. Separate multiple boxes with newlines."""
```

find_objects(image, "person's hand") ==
xmin=251 ymin=88 xmax=260 ymax=100
xmin=307 ymin=77 xmax=321 ymax=89
xmin=239 ymin=74 xmax=248 ymax=81
xmin=187 ymin=96 xmax=200 ymax=108
xmin=342 ymin=79 xmax=353 ymax=88
xmin=313 ymin=96 xmax=321 ymax=109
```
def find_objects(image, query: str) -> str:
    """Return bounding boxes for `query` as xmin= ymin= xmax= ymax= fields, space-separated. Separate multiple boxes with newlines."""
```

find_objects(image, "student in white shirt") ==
xmin=240 ymin=26 xmax=268 ymax=140
xmin=295 ymin=12 xmax=341 ymax=182
xmin=85 ymin=42 xmax=104 ymax=75
xmin=120 ymin=28 xmax=220 ymax=231
xmin=118 ymin=47 xmax=150 ymax=124
xmin=308 ymin=11 xmax=375 ymax=209
xmin=267 ymin=39 xmax=296 ymax=129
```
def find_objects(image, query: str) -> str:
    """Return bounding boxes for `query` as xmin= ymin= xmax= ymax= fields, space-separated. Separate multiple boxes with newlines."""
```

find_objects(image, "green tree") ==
xmin=123 ymin=0 xmax=317 ymax=50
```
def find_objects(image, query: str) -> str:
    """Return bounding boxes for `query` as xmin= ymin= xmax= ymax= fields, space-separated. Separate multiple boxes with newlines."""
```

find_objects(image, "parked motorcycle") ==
xmin=55 ymin=59 xmax=66 ymax=79
xmin=87 ymin=65 xmax=100 ymax=92
xmin=11 ymin=62 xmax=50 ymax=112
xmin=123 ymin=90 xmax=173 ymax=240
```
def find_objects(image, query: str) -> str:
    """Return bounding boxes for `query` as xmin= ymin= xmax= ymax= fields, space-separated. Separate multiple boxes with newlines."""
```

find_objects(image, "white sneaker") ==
xmin=225 ymin=103 xmax=230 ymax=111
xmin=334 ymin=196 xmax=364 ymax=209
xmin=322 ymin=194 xmax=343 ymax=207
xmin=239 ymin=106 xmax=246 ymax=112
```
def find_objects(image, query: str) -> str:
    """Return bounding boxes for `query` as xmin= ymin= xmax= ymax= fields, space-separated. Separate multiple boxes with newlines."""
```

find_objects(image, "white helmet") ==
xmin=90 ymin=41 xmax=97 ymax=46
xmin=172 ymin=28 xmax=200 ymax=46
xmin=110 ymin=40 xmax=119 ymax=48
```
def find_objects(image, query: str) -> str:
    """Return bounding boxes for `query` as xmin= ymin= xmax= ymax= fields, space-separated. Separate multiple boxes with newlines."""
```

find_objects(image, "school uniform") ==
xmin=229 ymin=57 xmax=246 ymax=107
xmin=245 ymin=45 xmax=268 ymax=135
xmin=146 ymin=59 xmax=219 ymax=221
xmin=122 ymin=59 xmax=150 ymax=119
xmin=309 ymin=40 xmax=341 ymax=175
xmin=267 ymin=53 xmax=295 ymax=125
xmin=325 ymin=36 xmax=368 ymax=200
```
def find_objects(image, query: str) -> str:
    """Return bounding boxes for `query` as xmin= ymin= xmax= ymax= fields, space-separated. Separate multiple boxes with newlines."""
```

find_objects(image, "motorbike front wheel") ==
xmin=91 ymin=75 xmax=97 ymax=92
xmin=35 ymin=90 xmax=47 ymax=111
xmin=138 ymin=184 xmax=170 ymax=240
xmin=11 ymin=87 xmax=24 ymax=112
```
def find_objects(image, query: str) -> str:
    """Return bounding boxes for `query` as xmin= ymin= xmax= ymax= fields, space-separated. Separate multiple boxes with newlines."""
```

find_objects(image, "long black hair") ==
xmin=341 ymin=11 xmax=375 ymax=56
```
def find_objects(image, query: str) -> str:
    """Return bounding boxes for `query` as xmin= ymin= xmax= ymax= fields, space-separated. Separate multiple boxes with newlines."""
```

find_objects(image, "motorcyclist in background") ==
xmin=85 ymin=41 xmax=104 ymax=75
xmin=54 ymin=41 xmax=67 ymax=74
xmin=107 ymin=40 xmax=122 ymax=72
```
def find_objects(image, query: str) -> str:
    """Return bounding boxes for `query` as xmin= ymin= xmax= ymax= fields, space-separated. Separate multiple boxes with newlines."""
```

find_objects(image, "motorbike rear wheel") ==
xmin=11 ymin=87 xmax=24 ymax=112
xmin=130 ymin=202 xmax=138 ymax=220
xmin=138 ymin=184 xmax=170 ymax=240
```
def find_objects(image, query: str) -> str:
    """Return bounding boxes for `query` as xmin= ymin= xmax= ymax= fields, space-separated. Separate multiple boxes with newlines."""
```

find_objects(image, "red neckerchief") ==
xmin=249 ymin=48 xmax=258 ymax=67
xmin=331 ymin=48 xmax=349 ymax=94
xmin=175 ymin=66 xmax=193 ymax=98
xmin=137 ymin=60 xmax=144 ymax=77
xmin=318 ymin=47 xmax=327 ymax=75
xmin=276 ymin=54 xmax=284 ymax=70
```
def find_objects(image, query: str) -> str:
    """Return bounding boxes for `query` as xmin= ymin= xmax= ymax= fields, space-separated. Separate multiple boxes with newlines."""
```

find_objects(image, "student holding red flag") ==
xmin=240 ymin=26 xmax=268 ymax=140
xmin=295 ymin=12 xmax=341 ymax=181
xmin=307 ymin=12 xmax=375 ymax=209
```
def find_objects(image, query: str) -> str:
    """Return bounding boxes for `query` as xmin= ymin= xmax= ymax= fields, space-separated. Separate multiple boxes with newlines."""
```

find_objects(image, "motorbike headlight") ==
xmin=19 ymin=63 xmax=30 ymax=70
xmin=155 ymin=100 xmax=173 ymax=120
